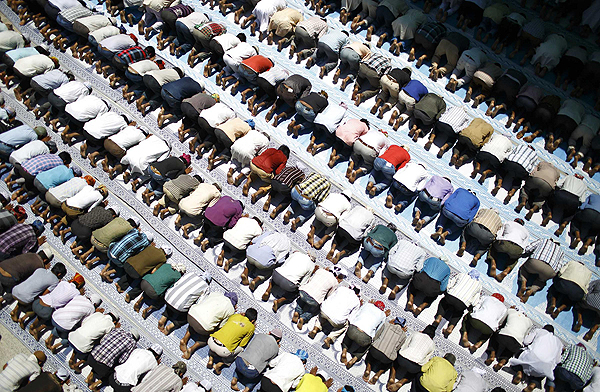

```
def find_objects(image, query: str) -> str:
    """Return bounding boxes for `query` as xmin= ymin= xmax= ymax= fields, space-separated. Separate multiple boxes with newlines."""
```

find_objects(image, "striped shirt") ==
xmin=386 ymin=239 xmax=428 ymax=279
xmin=52 ymin=295 xmax=95 ymax=331
xmin=58 ymin=6 xmax=93 ymax=24
xmin=446 ymin=273 xmax=481 ymax=307
xmin=0 ymin=354 xmax=41 ymax=391
xmin=415 ymin=21 xmax=447 ymax=44
xmin=164 ymin=273 xmax=210 ymax=312
xmin=21 ymin=154 xmax=63 ymax=176
xmin=39 ymin=281 xmax=80 ymax=308
xmin=560 ymin=345 xmax=594 ymax=384
xmin=163 ymin=174 xmax=200 ymax=202
xmin=0 ymin=209 xmax=16 ymax=233
xmin=107 ymin=230 xmax=150 ymax=267
xmin=296 ymin=173 xmax=331 ymax=203
xmin=297 ymin=16 xmax=328 ymax=39
xmin=90 ymin=328 xmax=137 ymax=367
xmin=0 ymin=223 xmax=37 ymax=255
xmin=504 ymin=145 xmax=538 ymax=172
xmin=523 ymin=239 xmax=565 ymax=272
xmin=273 ymin=166 xmax=305 ymax=188
xmin=131 ymin=364 xmax=182 ymax=392
xmin=30 ymin=69 xmax=70 ymax=91
xmin=438 ymin=106 xmax=470 ymax=133
xmin=471 ymin=208 xmax=502 ymax=235
xmin=480 ymin=133 xmax=513 ymax=161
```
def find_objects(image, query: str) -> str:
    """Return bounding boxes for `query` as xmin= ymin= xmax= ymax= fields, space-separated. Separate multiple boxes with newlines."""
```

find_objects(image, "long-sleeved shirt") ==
xmin=188 ymin=292 xmax=235 ymax=332
xmin=319 ymin=286 xmax=360 ymax=325
xmin=557 ymin=175 xmax=587 ymax=202
xmin=393 ymin=162 xmax=429 ymax=192
xmin=65 ymin=95 xmax=109 ymax=123
xmin=335 ymin=118 xmax=369 ymax=146
xmin=319 ymin=30 xmax=350 ymax=52
xmin=296 ymin=16 xmax=328 ymax=39
xmin=531 ymin=161 xmax=559 ymax=187
xmin=107 ymin=230 xmax=151 ymax=267
xmin=64 ymin=186 xmax=104 ymax=210
xmin=470 ymin=208 xmax=502 ymax=235
xmin=238 ymin=333 xmax=279 ymax=373
xmin=480 ymin=133 xmax=513 ymax=162
xmin=211 ymin=313 xmax=255 ymax=352
xmin=113 ymin=349 xmax=157 ymax=387
xmin=0 ymin=353 xmax=41 ymax=392
xmin=0 ymin=125 xmax=38 ymax=149
xmin=446 ymin=273 xmax=481 ymax=307
xmin=30 ymin=69 xmax=69 ymax=91
xmin=13 ymin=55 xmax=55 ymax=78
xmin=358 ymin=130 xmax=390 ymax=155
xmin=339 ymin=206 xmax=375 ymax=242
xmin=9 ymin=140 xmax=49 ymax=166
xmin=443 ymin=188 xmax=480 ymax=222
xmin=317 ymin=193 xmax=351 ymax=221
xmin=559 ymin=345 xmax=594 ymax=384
xmin=509 ymin=328 xmax=562 ymax=379
xmin=496 ymin=221 xmax=529 ymax=248
xmin=21 ymin=154 xmax=63 ymax=177
xmin=371 ymin=322 xmax=407 ymax=361
xmin=295 ymin=173 xmax=330 ymax=203
xmin=437 ymin=105 xmax=470 ymax=133
xmin=263 ymin=353 xmax=306 ymax=392
xmin=523 ymin=239 xmax=565 ymax=272
xmin=497 ymin=308 xmax=532 ymax=344
xmin=68 ymin=312 xmax=115 ymax=353
xmin=470 ymin=295 xmax=507 ymax=331
xmin=350 ymin=303 xmax=386 ymax=338
xmin=0 ymin=224 xmax=37 ymax=255
xmin=558 ymin=261 xmax=592 ymax=293
xmin=35 ymin=165 xmax=73 ymax=191
xmin=46 ymin=177 xmax=88 ymax=204
xmin=245 ymin=232 xmax=290 ymax=268
xmin=300 ymin=268 xmax=338 ymax=304
xmin=83 ymin=112 xmax=128 ymax=140
xmin=459 ymin=118 xmax=493 ymax=148
xmin=581 ymin=194 xmax=600 ymax=213
xmin=164 ymin=273 xmax=209 ymax=312
xmin=203 ymin=196 xmax=242 ymax=229
xmin=421 ymin=257 xmax=451 ymax=291
xmin=178 ymin=183 xmax=221 ymax=217
xmin=54 ymin=80 xmax=90 ymax=103
xmin=365 ymin=225 xmax=398 ymax=257
xmin=274 ymin=252 xmax=315 ymax=286
xmin=419 ymin=357 xmax=457 ymax=392
xmin=386 ymin=240 xmax=428 ymax=278
xmin=398 ymin=332 xmax=435 ymax=365
xmin=422 ymin=176 xmax=454 ymax=204
xmin=557 ymin=99 xmax=586 ymax=124
xmin=222 ymin=217 xmax=262 ymax=250
xmin=402 ymin=80 xmax=428 ymax=101
xmin=414 ymin=93 xmax=446 ymax=122
xmin=505 ymin=145 xmax=538 ymax=172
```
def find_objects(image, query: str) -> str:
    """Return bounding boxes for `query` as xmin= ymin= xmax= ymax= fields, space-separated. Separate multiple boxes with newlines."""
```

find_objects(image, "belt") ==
xmin=213 ymin=338 xmax=225 ymax=346
xmin=0 ymin=267 xmax=12 ymax=278
xmin=358 ymin=139 xmax=377 ymax=151
xmin=0 ymin=140 xmax=16 ymax=150
xmin=366 ymin=237 xmax=385 ymax=251
xmin=423 ymin=188 xmax=441 ymax=202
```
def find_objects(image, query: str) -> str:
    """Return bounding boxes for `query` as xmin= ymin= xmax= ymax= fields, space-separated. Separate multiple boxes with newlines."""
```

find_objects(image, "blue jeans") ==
xmin=146 ymin=167 xmax=166 ymax=198
xmin=125 ymin=70 xmax=144 ymax=83
xmin=357 ymin=238 xmax=386 ymax=272
xmin=295 ymin=101 xmax=317 ymax=123
xmin=295 ymin=290 xmax=320 ymax=322
xmin=233 ymin=357 xmax=261 ymax=390
xmin=0 ymin=143 xmax=15 ymax=159
xmin=547 ymin=366 xmax=585 ymax=391
xmin=436 ymin=208 xmax=470 ymax=235
xmin=397 ymin=39 xmax=413 ymax=52
xmin=173 ymin=21 xmax=194 ymax=54
xmin=387 ymin=181 xmax=417 ymax=210
xmin=124 ymin=6 xmax=144 ymax=24
xmin=98 ymin=45 xmax=115 ymax=59
xmin=286 ymin=187 xmax=316 ymax=225
xmin=368 ymin=157 xmax=396 ymax=193
xmin=56 ymin=15 xmax=74 ymax=32
xmin=413 ymin=190 xmax=443 ymax=225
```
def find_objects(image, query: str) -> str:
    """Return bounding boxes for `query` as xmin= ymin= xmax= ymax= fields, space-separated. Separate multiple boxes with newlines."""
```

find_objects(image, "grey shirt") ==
xmin=239 ymin=333 xmax=279 ymax=373
xmin=12 ymin=269 xmax=59 ymax=304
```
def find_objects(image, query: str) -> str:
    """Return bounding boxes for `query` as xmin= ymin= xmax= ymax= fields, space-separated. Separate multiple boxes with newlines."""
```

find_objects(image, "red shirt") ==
xmin=240 ymin=55 xmax=273 ymax=74
xmin=379 ymin=145 xmax=410 ymax=170
xmin=251 ymin=148 xmax=287 ymax=175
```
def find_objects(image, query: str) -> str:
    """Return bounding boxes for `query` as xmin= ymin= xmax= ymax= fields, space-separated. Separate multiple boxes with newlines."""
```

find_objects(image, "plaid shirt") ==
xmin=115 ymin=46 xmax=148 ymax=66
xmin=523 ymin=239 xmax=565 ymax=272
xmin=107 ymin=229 xmax=151 ymax=267
xmin=296 ymin=173 xmax=330 ymax=204
xmin=560 ymin=345 xmax=594 ymax=384
xmin=0 ymin=223 xmax=36 ymax=255
xmin=59 ymin=6 xmax=93 ymax=24
xmin=163 ymin=174 xmax=200 ymax=202
xmin=415 ymin=21 xmax=446 ymax=45
xmin=21 ymin=154 xmax=63 ymax=176
xmin=194 ymin=22 xmax=226 ymax=40
xmin=362 ymin=53 xmax=391 ymax=77
xmin=0 ymin=209 xmax=17 ymax=233
xmin=273 ymin=166 xmax=306 ymax=188
xmin=90 ymin=328 xmax=136 ymax=367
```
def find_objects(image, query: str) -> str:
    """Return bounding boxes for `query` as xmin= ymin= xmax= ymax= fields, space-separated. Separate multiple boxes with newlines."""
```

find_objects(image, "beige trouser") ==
xmin=207 ymin=337 xmax=243 ymax=363
xmin=378 ymin=74 xmax=400 ymax=105
xmin=518 ymin=258 xmax=557 ymax=294
xmin=314 ymin=312 xmax=349 ymax=342
xmin=431 ymin=38 xmax=460 ymax=75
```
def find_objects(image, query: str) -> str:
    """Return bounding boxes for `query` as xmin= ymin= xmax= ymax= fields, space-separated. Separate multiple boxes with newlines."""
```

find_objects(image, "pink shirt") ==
xmin=335 ymin=119 xmax=369 ymax=146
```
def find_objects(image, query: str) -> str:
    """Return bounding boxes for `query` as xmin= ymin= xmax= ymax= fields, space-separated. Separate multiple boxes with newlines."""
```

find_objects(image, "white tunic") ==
xmin=120 ymin=135 xmax=170 ymax=174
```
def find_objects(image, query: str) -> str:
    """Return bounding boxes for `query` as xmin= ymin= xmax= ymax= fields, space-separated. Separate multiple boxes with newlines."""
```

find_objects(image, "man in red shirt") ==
xmin=228 ymin=54 xmax=274 ymax=95
xmin=367 ymin=145 xmax=410 ymax=195
xmin=241 ymin=145 xmax=290 ymax=197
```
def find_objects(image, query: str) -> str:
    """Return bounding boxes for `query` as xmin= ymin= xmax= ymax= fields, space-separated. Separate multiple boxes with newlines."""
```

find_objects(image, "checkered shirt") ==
xmin=560 ymin=344 xmax=594 ymax=384
xmin=107 ymin=229 xmax=151 ymax=266
xmin=415 ymin=21 xmax=447 ymax=45
xmin=361 ymin=53 xmax=392 ymax=77
xmin=0 ymin=209 xmax=17 ymax=233
xmin=115 ymin=46 xmax=148 ymax=66
xmin=59 ymin=6 xmax=93 ymax=24
xmin=296 ymin=173 xmax=331 ymax=204
xmin=0 ymin=223 xmax=36 ymax=255
xmin=90 ymin=328 xmax=137 ymax=367
xmin=194 ymin=22 xmax=226 ymax=40
xmin=273 ymin=166 xmax=306 ymax=188
xmin=21 ymin=154 xmax=63 ymax=177
xmin=524 ymin=239 xmax=565 ymax=272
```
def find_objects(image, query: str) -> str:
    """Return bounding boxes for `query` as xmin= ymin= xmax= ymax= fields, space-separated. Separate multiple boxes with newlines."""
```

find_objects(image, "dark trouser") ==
xmin=553 ymin=114 xmax=578 ymax=140
xmin=233 ymin=357 xmax=261 ymax=390
xmin=570 ymin=208 xmax=600 ymax=241
xmin=546 ymin=189 xmax=580 ymax=223
xmin=499 ymin=160 xmax=530 ymax=189
xmin=519 ymin=176 xmax=554 ymax=208
xmin=489 ymin=333 xmax=521 ymax=360
xmin=109 ymin=374 xmax=133 ymax=392
xmin=309 ymin=41 xmax=339 ymax=74
xmin=260 ymin=377 xmax=283 ymax=392
xmin=488 ymin=240 xmax=523 ymax=268
xmin=394 ymin=355 xmax=422 ymax=382
xmin=552 ymin=366 xmax=585 ymax=392
xmin=475 ymin=151 xmax=501 ymax=172
xmin=409 ymin=271 xmax=442 ymax=302
xmin=460 ymin=222 xmax=495 ymax=257
xmin=435 ymin=293 xmax=467 ymax=326
xmin=552 ymin=277 xmax=585 ymax=303
xmin=452 ymin=134 xmax=479 ymax=159
xmin=117 ymin=262 xmax=142 ymax=292
xmin=461 ymin=314 xmax=494 ymax=342
xmin=341 ymin=324 xmax=372 ymax=359
xmin=294 ymin=290 xmax=320 ymax=321
xmin=532 ymin=102 xmax=556 ymax=128
xmin=47 ymin=92 xmax=68 ymax=114
xmin=411 ymin=376 xmax=428 ymax=392
xmin=458 ymin=1 xmax=484 ymax=26
xmin=375 ymin=5 xmax=395 ymax=29
xmin=434 ymin=121 xmax=458 ymax=146
xmin=492 ymin=76 xmax=520 ymax=106
xmin=0 ymin=275 xmax=17 ymax=302
xmin=201 ymin=219 xmax=225 ymax=247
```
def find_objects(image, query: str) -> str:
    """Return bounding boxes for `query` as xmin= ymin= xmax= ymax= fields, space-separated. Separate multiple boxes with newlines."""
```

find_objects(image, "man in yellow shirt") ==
xmin=207 ymin=308 xmax=257 ymax=374
xmin=414 ymin=353 xmax=457 ymax=392
xmin=295 ymin=367 xmax=333 ymax=392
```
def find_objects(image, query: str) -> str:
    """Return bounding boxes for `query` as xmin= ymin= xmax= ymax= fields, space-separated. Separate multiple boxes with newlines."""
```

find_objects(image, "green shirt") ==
xmin=125 ymin=245 xmax=166 ymax=276
xmin=419 ymin=357 xmax=457 ymax=392
xmin=92 ymin=217 xmax=133 ymax=247
xmin=366 ymin=225 xmax=398 ymax=258
xmin=211 ymin=314 xmax=255 ymax=352
xmin=560 ymin=345 xmax=594 ymax=384
xmin=142 ymin=263 xmax=182 ymax=296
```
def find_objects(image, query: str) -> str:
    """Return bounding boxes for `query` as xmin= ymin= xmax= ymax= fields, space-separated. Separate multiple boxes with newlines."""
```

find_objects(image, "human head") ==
xmin=45 ymin=140 xmax=57 ymax=153
xmin=55 ymin=367 xmax=69 ymax=383
xmin=145 ymin=46 xmax=156 ymax=57
xmin=71 ymin=166 xmax=82 ymax=177
xmin=34 ymin=126 xmax=47 ymax=139
xmin=402 ymin=67 xmax=412 ymax=77
xmin=4 ymin=106 xmax=15 ymax=119
xmin=316 ymin=370 xmax=329 ymax=383
xmin=37 ymin=245 xmax=54 ymax=264
xmin=490 ymin=389 xmax=506 ymax=392
xmin=394 ymin=317 xmax=406 ymax=327
xmin=422 ymin=325 xmax=436 ymax=339
xmin=51 ymin=263 xmax=67 ymax=279
xmin=108 ymin=312 xmax=120 ymax=326
xmin=33 ymin=351 xmax=46 ymax=366
xmin=577 ymin=342 xmax=587 ymax=350
xmin=294 ymin=349 xmax=309 ymax=362
xmin=58 ymin=151 xmax=71 ymax=165
xmin=252 ymin=216 xmax=263 ymax=227
xmin=171 ymin=360 xmax=186 ymax=376
xmin=212 ymin=182 xmax=222 ymax=192
xmin=130 ymin=329 xmax=141 ymax=341
xmin=31 ymin=219 xmax=45 ymax=236
xmin=543 ymin=324 xmax=555 ymax=333
xmin=180 ymin=153 xmax=191 ymax=166
xmin=150 ymin=343 xmax=163 ymax=358
xmin=270 ymin=328 xmax=282 ymax=342
xmin=127 ymin=216 xmax=140 ymax=228
xmin=69 ymin=273 xmax=85 ymax=289
xmin=514 ymin=218 xmax=524 ymax=225
xmin=84 ymin=81 xmax=93 ymax=93
xmin=161 ymin=245 xmax=173 ymax=257
xmin=278 ymin=145 xmax=290 ymax=158
xmin=245 ymin=118 xmax=255 ymax=128
xmin=89 ymin=293 xmax=102 ymax=307
xmin=443 ymin=353 xmax=456 ymax=365
xmin=245 ymin=308 xmax=258 ymax=323
xmin=387 ymin=222 xmax=397 ymax=231
xmin=98 ymin=185 xmax=109 ymax=198
xmin=50 ymin=56 xmax=60 ymax=67
xmin=341 ymin=386 xmax=355 ymax=392
xmin=193 ymin=174 xmax=203 ymax=183
xmin=373 ymin=301 xmax=385 ymax=311
xmin=236 ymin=33 xmax=247 ymax=42
xmin=319 ymin=90 xmax=328 ymax=99
xmin=84 ymin=175 xmax=95 ymax=186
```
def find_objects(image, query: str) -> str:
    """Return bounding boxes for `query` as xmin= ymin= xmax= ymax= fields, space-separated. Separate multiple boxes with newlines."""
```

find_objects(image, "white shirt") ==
xmin=127 ymin=59 xmax=160 ymax=76
xmin=65 ymin=186 xmax=103 ymax=210
xmin=14 ymin=55 xmax=55 ymax=78
xmin=83 ymin=112 xmax=127 ymax=139
xmin=274 ymin=252 xmax=314 ymax=286
xmin=446 ymin=273 xmax=481 ymax=307
xmin=470 ymin=296 xmax=508 ymax=331
xmin=109 ymin=126 xmax=145 ymax=149
xmin=509 ymin=328 xmax=563 ymax=379
xmin=68 ymin=312 xmax=114 ymax=353
xmin=300 ymin=268 xmax=337 ymax=304
xmin=89 ymin=25 xmax=121 ymax=44
xmin=358 ymin=130 xmax=390 ymax=154
xmin=224 ymin=43 xmax=257 ymax=72
xmin=99 ymin=34 xmax=136 ymax=52
xmin=398 ymin=332 xmax=435 ymax=365
xmin=320 ymin=286 xmax=360 ymax=325
xmin=231 ymin=130 xmax=269 ymax=166
xmin=498 ymin=308 xmax=532 ymax=344
xmin=253 ymin=0 xmax=287 ymax=31
xmin=557 ymin=175 xmax=588 ymax=202
xmin=246 ymin=232 xmax=290 ymax=267
xmin=200 ymin=103 xmax=235 ymax=128
xmin=317 ymin=193 xmax=351 ymax=220
xmin=47 ymin=177 xmax=88 ymax=203
xmin=496 ymin=221 xmax=529 ymax=249
xmin=213 ymin=34 xmax=240 ymax=52
xmin=480 ymin=133 xmax=513 ymax=162
xmin=9 ymin=140 xmax=49 ymax=165
xmin=454 ymin=370 xmax=486 ymax=392
xmin=350 ymin=303 xmax=385 ymax=338
xmin=393 ymin=162 xmax=429 ymax=192
xmin=65 ymin=95 xmax=108 ymax=122
xmin=113 ymin=349 xmax=158 ymax=386
xmin=178 ymin=12 xmax=209 ymax=30
xmin=54 ymin=80 xmax=90 ymax=103
xmin=437 ymin=105 xmax=470 ymax=133
xmin=386 ymin=240 xmax=428 ymax=279
xmin=584 ymin=367 xmax=600 ymax=392
xmin=51 ymin=295 xmax=95 ymax=331
xmin=313 ymin=103 xmax=347 ymax=134
xmin=121 ymin=135 xmax=170 ymax=174
xmin=263 ymin=352 xmax=305 ymax=392
xmin=39 ymin=281 xmax=79 ymax=308
xmin=222 ymin=217 xmax=262 ymax=250
xmin=48 ymin=0 xmax=80 ymax=10
xmin=164 ymin=273 xmax=209 ymax=312
xmin=339 ymin=206 xmax=375 ymax=241
xmin=75 ymin=15 xmax=115 ymax=32
xmin=187 ymin=292 xmax=235 ymax=331
xmin=580 ymin=114 xmax=600 ymax=133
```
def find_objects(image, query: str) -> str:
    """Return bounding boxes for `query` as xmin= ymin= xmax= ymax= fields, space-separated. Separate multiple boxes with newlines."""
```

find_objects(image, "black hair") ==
xmin=145 ymin=46 xmax=156 ymax=57
xmin=127 ymin=218 xmax=139 ymax=228
xmin=387 ymin=222 xmax=397 ymax=231
xmin=342 ymin=386 xmax=355 ymax=392
xmin=316 ymin=374 xmax=326 ymax=383
xmin=490 ymin=389 xmax=506 ymax=392
xmin=245 ymin=308 xmax=258 ymax=322
xmin=58 ymin=151 xmax=71 ymax=165
xmin=35 ymin=45 xmax=49 ymax=55
xmin=108 ymin=312 xmax=120 ymax=324
xmin=279 ymin=145 xmax=290 ymax=158
xmin=121 ymin=115 xmax=130 ymax=123
xmin=443 ymin=353 xmax=456 ymax=365
xmin=193 ymin=175 xmax=203 ymax=183
xmin=237 ymin=33 xmax=247 ymax=42
xmin=514 ymin=218 xmax=525 ymax=226
xmin=239 ymin=200 xmax=245 ymax=211
xmin=543 ymin=324 xmax=555 ymax=333
xmin=402 ymin=67 xmax=412 ymax=77
xmin=342 ymin=31 xmax=350 ymax=36
xmin=37 ymin=250 xmax=51 ymax=263
xmin=422 ymin=325 xmax=436 ymax=339
xmin=51 ymin=263 xmax=67 ymax=279
xmin=213 ymin=183 xmax=222 ymax=191
xmin=360 ymin=119 xmax=370 ymax=128
xmin=174 ymin=67 xmax=185 ymax=78
xmin=352 ymin=287 xmax=361 ymax=295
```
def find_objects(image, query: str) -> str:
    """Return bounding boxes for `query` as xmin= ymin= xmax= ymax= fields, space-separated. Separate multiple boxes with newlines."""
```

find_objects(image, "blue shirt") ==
xmin=319 ymin=30 xmax=350 ymax=52
xmin=5 ymin=47 xmax=39 ymax=62
xmin=402 ymin=80 xmax=428 ymax=101
xmin=30 ymin=69 xmax=70 ymax=91
xmin=161 ymin=77 xmax=203 ymax=102
xmin=0 ymin=125 xmax=37 ymax=148
xmin=108 ymin=230 xmax=151 ymax=267
xmin=581 ymin=194 xmax=600 ymax=213
xmin=35 ymin=165 xmax=73 ymax=190
xmin=421 ymin=257 xmax=450 ymax=291
xmin=442 ymin=188 xmax=480 ymax=222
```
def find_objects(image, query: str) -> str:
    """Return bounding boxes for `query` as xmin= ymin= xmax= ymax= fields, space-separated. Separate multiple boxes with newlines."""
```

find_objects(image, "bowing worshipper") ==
xmin=44 ymin=293 xmax=103 ymax=353
xmin=567 ymin=114 xmax=600 ymax=168
xmin=139 ymin=154 xmax=192 ymax=205
xmin=509 ymin=325 xmax=562 ymax=392
xmin=23 ymin=68 xmax=72 ymax=110
xmin=483 ymin=218 xmax=529 ymax=281
xmin=405 ymin=256 xmax=451 ymax=316
xmin=60 ymin=95 xmax=109 ymax=145
xmin=237 ymin=0 xmax=286 ymax=38
xmin=260 ymin=349 xmax=308 ymax=392
xmin=33 ymin=174 xmax=94 ymax=220
xmin=195 ymin=195 xmax=244 ymax=251
xmin=407 ymin=93 xmax=447 ymax=141
xmin=387 ymin=80 xmax=428 ymax=129
xmin=428 ymin=32 xmax=470 ymax=82
xmin=177 ymin=91 xmax=219 ymax=142
xmin=180 ymin=291 xmax=237 ymax=359
xmin=292 ymin=265 xmax=344 ymax=329
xmin=328 ymin=118 xmax=370 ymax=168
xmin=0 ymin=247 xmax=55 ymax=307
xmin=264 ymin=74 xmax=311 ymax=125
xmin=48 ymin=184 xmax=109 ymax=236
xmin=136 ymin=0 xmax=181 ymax=38
xmin=572 ymin=50 xmax=600 ymax=110
xmin=432 ymin=270 xmax=481 ymax=337
xmin=366 ymin=144 xmax=410 ymax=196
xmin=261 ymin=164 xmax=305 ymax=218
xmin=549 ymin=343 xmax=594 ymax=392
xmin=113 ymin=134 xmax=170 ymax=183
xmin=287 ymin=90 xmax=329 ymax=137
xmin=412 ymin=175 xmax=453 ymax=232
xmin=307 ymin=189 xmax=352 ymax=250
xmin=326 ymin=205 xmax=375 ymax=264
xmin=333 ymin=40 xmax=371 ymax=90
xmin=449 ymin=118 xmax=493 ymax=168
xmin=218 ymin=47 xmax=267 ymax=93
xmin=190 ymin=101 xmax=235 ymax=157
xmin=241 ymin=145 xmax=289 ymax=196
xmin=307 ymin=283 xmax=360 ymax=347
xmin=0 ymin=124 xmax=48 ymax=160
xmin=504 ymin=84 xmax=544 ymax=135
xmin=4 ymin=54 xmax=60 ymax=98
xmin=464 ymin=61 xmax=503 ymax=107
xmin=230 ymin=329 xmax=281 ymax=392
xmin=131 ymin=361 xmax=187 ymax=392
xmin=0 ymin=221 xmax=47 ymax=261
xmin=165 ymin=11 xmax=209 ymax=56
xmin=408 ymin=21 xmax=447 ymax=68
xmin=488 ymin=11 xmax=526 ymax=54
xmin=307 ymin=102 xmax=348 ymax=157
xmin=413 ymin=354 xmax=458 ymax=392
xmin=445 ymin=47 xmax=487 ymax=92
xmin=121 ymin=59 xmax=166 ymax=99
xmin=345 ymin=128 xmax=389 ymax=183
xmin=294 ymin=368 xmax=333 ymax=392
xmin=457 ymin=208 xmax=502 ymax=262
xmin=97 ymin=44 xmax=156 ymax=86
xmin=186 ymin=21 xmax=228 ymax=68
xmin=491 ymin=144 xmax=538 ymax=205
xmin=158 ymin=271 xmax=211 ymax=335
xmin=385 ymin=7 xmax=426 ymax=51
xmin=363 ymin=0 xmax=408 ymax=41
xmin=485 ymin=306 xmax=533 ymax=371
xmin=152 ymin=173 xmax=202 ymax=218
xmin=130 ymin=262 xmax=186 ymax=319
xmin=0 ymin=351 xmax=46 ymax=392
xmin=28 ymin=273 xmax=85 ymax=340
xmin=156 ymin=77 xmax=205 ymax=128
xmin=176 ymin=182 xmax=222 ymax=238
xmin=266 ymin=8 xmax=303 ymax=51
xmin=460 ymin=293 xmax=508 ymax=353
xmin=207 ymin=308 xmax=257 ymax=375
xmin=6 ymin=150 xmax=72 ymax=193
xmin=12 ymin=159 xmax=80 ymax=204
xmin=354 ymin=223 xmax=398 ymax=282
xmin=205 ymin=118 xmax=256 ymax=171
xmin=85 ymin=328 xmax=140 ymax=391
xmin=573 ymin=279 xmax=600 ymax=341
xmin=246 ymin=66 xmax=290 ymax=116
xmin=540 ymin=174 xmax=587 ymax=236
xmin=546 ymin=260 xmax=592 ymax=319
xmin=530 ymin=33 xmax=568 ymax=78
xmin=352 ymin=53 xmax=392 ymax=106
xmin=262 ymin=251 xmax=315 ymax=310
xmin=17 ymin=368 xmax=72 ymax=392
xmin=546 ymin=99 xmax=586 ymax=154
xmin=483 ymin=69 xmax=528 ymax=119
xmin=469 ymin=133 xmax=512 ymax=184
xmin=473 ymin=1 xmax=509 ymax=42
xmin=92 ymin=215 xmax=140 ymax=262
xmin=0 ymin=29 xmax=27 ymax=57
xmin=340 ymin=300 xmax=388 ymax=369
xmin=305 ymin=29 xmax=349 ymax=78
xmin=79 ymin=112 xmax=132 ymax=158
xmin=432 ymin=188 xmax=480 ymax=245
xmin=70 ymin=23 xmax=123 ymax=59
xmin=379 ymin=239 xmax=428 ymax=300
xmin=133 ymin=66 xmax=186 ymax=115
xmin=117 ymin=243 xmax=171 ymax=294
xmin=89 ymin=32 xmax=139 ymax=64
xmin=4 ymin=138 xmax=56 ymax=173
xmin=39 ymin=79 xmax=92 ymax=123
xmin=61 ymin=205 xmax=118 ymax=251
xmin=517 ymin=238 xmax=566 ymax=303
xmin=241 ymin=231 xmax=290 ymax=290
xmin=362 ymin=317 xmax=407 ymax=385
xmin=287 ymin=16 xmax=328 ymax=61
xmin=370 ymin=67 xmax=411 ymax=118
xmin=90 ymin=124 xmax=146 ymax=170
xmin=109 ymin=344 xmax=163 ymax=391
xmin=218 ymin=215 xmax=263 ymax=272
xmin=67 ymin=312 xmax=120 ymax=372
xmin=569 ymin=194 xmax=600 ymax=257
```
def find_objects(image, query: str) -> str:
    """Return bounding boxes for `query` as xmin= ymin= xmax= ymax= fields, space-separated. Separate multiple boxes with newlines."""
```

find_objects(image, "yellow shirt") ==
xmin=295 ymin=374 xmax=328 ymax=392
xmin=210 ymin=314 xmax=255 ymax=352
xmin=419 ymin=357 xmax=457 ymax=392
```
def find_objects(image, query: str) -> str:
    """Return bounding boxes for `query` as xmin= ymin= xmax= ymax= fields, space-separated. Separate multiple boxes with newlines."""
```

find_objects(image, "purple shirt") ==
xmin=402 ymin=80 xmax=428 ymax=101
xmin=204 ymin=196 xmax=243 ymax=229
xmin=21 ymin=154 xmax=63 ymax=176
xmin=423 ymin=176 xmax=454 ymax=204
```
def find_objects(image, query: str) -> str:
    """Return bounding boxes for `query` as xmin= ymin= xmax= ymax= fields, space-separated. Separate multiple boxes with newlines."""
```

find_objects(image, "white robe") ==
xmin=508 ymin=328 xmax=563 ymax=380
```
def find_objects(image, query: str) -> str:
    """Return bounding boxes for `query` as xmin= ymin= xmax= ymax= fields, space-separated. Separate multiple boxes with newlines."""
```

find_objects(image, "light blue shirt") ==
xmin=421 ymin=257 xmax=451 ymax=291
xmin=581 ymin=194 xmax=600 ymax=213
xmin=35 ymin=165 xmax=74 ymax=190
xmin=0 ymin=125 xmax=37 ymax=148
xmin=319 ymin=30 xmax=350 ymax=53
xmin=5 ymin=47 xmax=39 ymax=62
